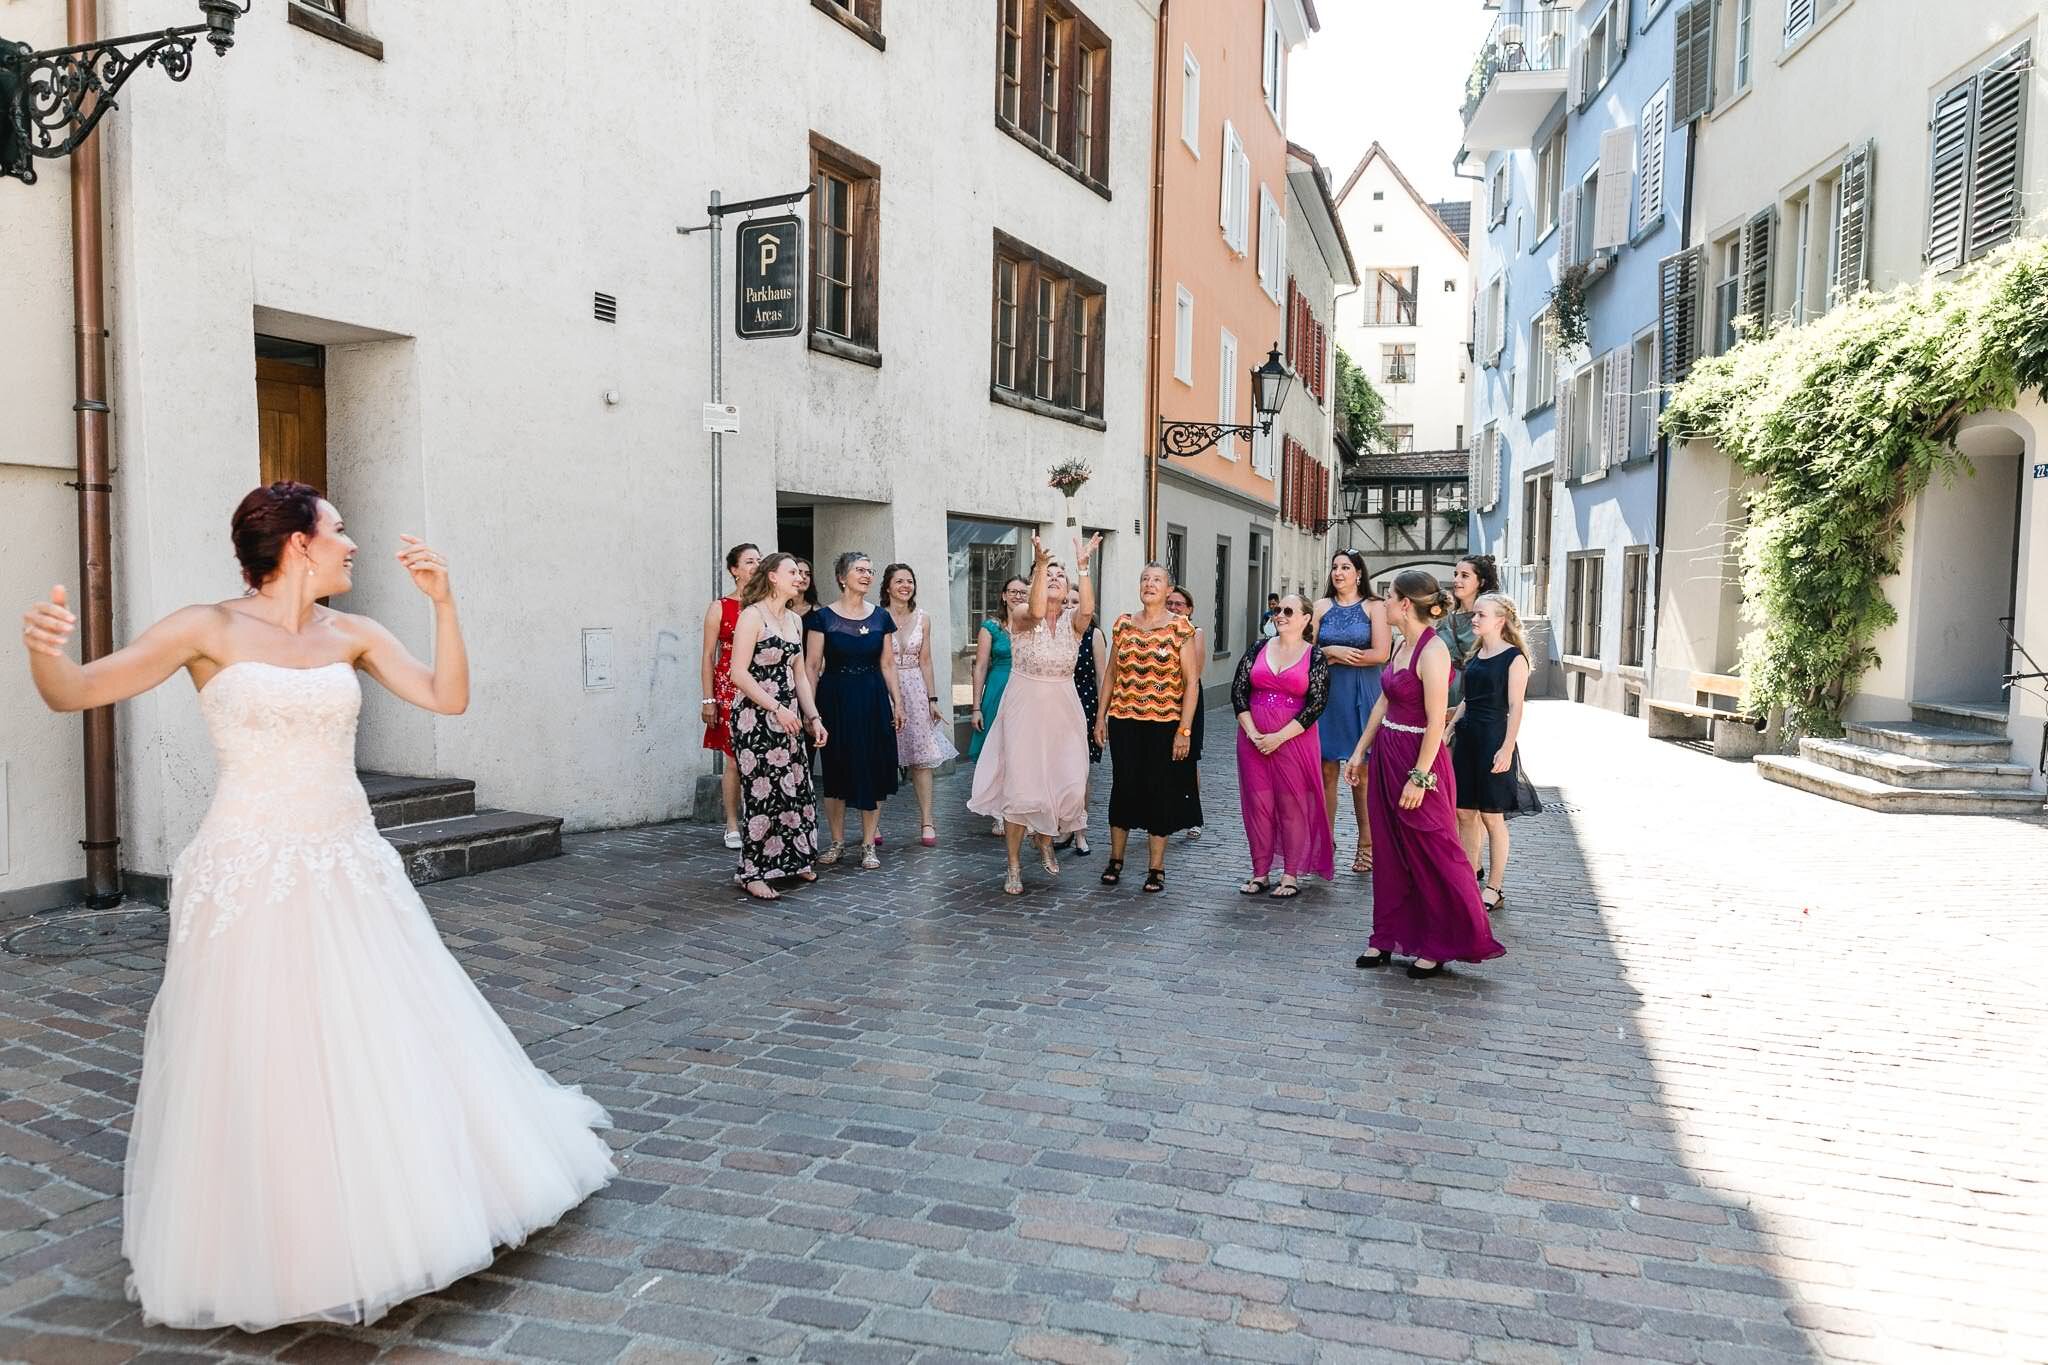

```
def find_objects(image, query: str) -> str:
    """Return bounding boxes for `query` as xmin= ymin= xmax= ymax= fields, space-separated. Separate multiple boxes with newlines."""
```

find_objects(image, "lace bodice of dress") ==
xmin=1012 ymin=609 xmax=1081 ymax=680
xmin=174 ymin=661 xmax=398 ymax=943
xmin=889 ymin=610 xmax=924 ymax=668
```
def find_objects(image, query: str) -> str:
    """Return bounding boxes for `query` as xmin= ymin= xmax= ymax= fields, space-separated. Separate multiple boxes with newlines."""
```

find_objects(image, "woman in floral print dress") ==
xmin=728 ymin=553 xmax=829 ymax=900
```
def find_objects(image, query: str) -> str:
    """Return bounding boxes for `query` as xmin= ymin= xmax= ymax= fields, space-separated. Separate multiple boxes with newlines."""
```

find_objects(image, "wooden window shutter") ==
xmin=1315 ymin=322 xmax=1328 ymax=403
xmin=1740 ymin=207 xmax=1776 ymax=332
xmin=1658 ymin=245 xmax=1703 ymax=384
xmin=1611 ymin=0 xmax=1631 ymax=62
xmin=1926 ymin=78 xmax=1975 ymax=271
xmin=1967 ymin=41 xmax=2031 ymax=262
xmin=1638 ymin=89 xmax=1668 ymax=230
xmin=1783 ymin=0 xmax=1815 ymax=45
xmin=1835 ymin=140 xmax=1875 ymax=295
xmin=1285 ymin=278 xmax=1298 ymax=363
xmin=854 ymin=173 xmax=881 ymax=349
xmin=1088 ymin=291 xmax=1105 ymax=415
xmin=1556 ymin=366 xmax=1574 ymax=478
xmin=1594 ymin=124 xmax=1636 ymax=249
xmin=1490 ymin=276 xmax=1508 ymax=364
xmin=1672 ymin=0 xmax=1715 ymax=125
xmin=1606 ymin=345 xmax=1632 ymax=470
xmin=1567 ymin=37 xmax=1586 ymax=111
xmin=1558 ymin=184 xmax=1578 ymax=267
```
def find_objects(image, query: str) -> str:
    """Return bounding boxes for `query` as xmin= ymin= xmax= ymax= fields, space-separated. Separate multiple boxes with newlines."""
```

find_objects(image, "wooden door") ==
xmin=256 ymin=356 xmax=327 ymax=492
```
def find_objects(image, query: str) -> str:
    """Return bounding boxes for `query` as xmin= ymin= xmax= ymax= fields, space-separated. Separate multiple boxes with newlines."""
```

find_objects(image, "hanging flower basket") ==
xmin=1047 ymin=459 xmax=1093 ymax=527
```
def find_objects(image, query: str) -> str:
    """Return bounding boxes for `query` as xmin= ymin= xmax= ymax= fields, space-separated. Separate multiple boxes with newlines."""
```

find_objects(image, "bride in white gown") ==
xmin=20 ymin=482 xmax=614 ymax=1332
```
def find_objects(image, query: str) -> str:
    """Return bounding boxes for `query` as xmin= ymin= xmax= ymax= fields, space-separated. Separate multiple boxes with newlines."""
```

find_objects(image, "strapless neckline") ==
xmin=199 ymin=658 xmax=353 ymax=695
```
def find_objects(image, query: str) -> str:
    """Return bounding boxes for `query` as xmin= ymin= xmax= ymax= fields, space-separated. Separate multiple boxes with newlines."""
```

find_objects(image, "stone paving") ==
xmin=0 ymin=701 xmax=2044 ymax=1365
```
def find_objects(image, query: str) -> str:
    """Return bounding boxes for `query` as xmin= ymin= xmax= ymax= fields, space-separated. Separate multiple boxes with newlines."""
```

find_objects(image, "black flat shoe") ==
xmin=1239 ymin=878 xmax=1269 ymax=896
xmin=1354 ymin=950 xmax=1390 ymax=969
xmin=1405 ymin=961 xmax=1446 ymax=980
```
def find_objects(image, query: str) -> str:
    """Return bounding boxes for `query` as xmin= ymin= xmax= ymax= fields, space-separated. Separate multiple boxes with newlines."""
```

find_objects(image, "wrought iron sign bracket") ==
xmin=1158 ymin=417 xmax=1278 ymax=461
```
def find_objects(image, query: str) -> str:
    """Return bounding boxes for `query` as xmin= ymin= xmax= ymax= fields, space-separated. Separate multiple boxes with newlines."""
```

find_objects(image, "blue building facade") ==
xmin=1463 ymin=0 xmax=1691 ymax=711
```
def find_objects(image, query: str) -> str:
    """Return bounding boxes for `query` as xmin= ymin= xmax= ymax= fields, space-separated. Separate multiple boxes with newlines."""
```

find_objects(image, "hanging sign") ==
xmin=736 ymin=215 xmax=804 ymax=339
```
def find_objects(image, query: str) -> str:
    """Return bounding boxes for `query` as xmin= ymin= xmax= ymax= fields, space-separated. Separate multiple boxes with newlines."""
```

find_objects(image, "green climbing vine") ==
xmin=1661 ymin=237 xmax=2048 ymax=737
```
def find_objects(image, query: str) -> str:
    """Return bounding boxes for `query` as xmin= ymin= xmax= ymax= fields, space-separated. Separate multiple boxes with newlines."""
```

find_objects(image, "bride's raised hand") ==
xmin=397 ymin=536 xmax=453 ymax=603
xmin=21 ymin=585 xmax=76 ymax=658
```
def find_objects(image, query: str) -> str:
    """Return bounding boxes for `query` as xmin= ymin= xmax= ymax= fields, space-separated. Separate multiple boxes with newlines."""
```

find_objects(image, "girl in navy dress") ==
xmin=1452 ymin=593 xmax=1539 ymax=912
xmin=806 ymin=551 xmax=902 ymax=869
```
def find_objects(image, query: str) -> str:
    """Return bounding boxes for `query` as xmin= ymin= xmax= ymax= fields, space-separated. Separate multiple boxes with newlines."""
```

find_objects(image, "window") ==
xmin=1262 ymin=0 xmax=1286 ymax=122
xmin=994 ymin=0 xmax=1113 ymax=191
xmin=1620 ymin=546 xmax=1651 ymax=667
xmin=1572 ymin=166 xmax=1599 ymax=266
xmin=1565 ymin=551 xmax=1605 ymax=659
xmin=1928 ymin=42 xmax=2032 ymax=271
xmin=1218 ymin=329 xmax=1240 ymax=458
xmin=299 ymin=0 xmax=342 ymax=14
xmin=1213 ymin=537 xmax=1232 ymax=655
xmin=1257 ymin=185 xmax=1285 ymax=302
xmin=814 ymin=0 xmax=882 ymax=41
xmin=1364 ymin=268 xmax=1419 ymax=326
xmin=1483 ymin=274 xmax=1506 ymax=367
xmin=1579 ymin=5 xmax=1613 ymax=108
xmin=1733 ymin=0 xmax=1755 ymax=91
xmin=1385 ymin=425 xmax=1415 ymax=453
xmin=1565 ymin=362 xmax=1606 ymax=479
xmin=810 ymin=134 xmax=880 ymax=357
xmin=1392 ymin=484 xmax=1424 ymax=513
xmin=1712 ymin=233 xmax=1741 ymax=353
xmin=1220 ymin=121 xmax=1251 ymax=254
xmin=1789 ymin=191 xmax=1812 ymax=325
xmin=1180 ymin=47 xmax=1200 ymax=153
xmin=1526 ymin=314 xmax=1557 ymax=411
xmin=1381 ymin=344 xmax=1416 ymax=385
xmin=1437 ymin=482 xmax=1469 ymax=515
xmin=1165 ymin=526 xmax=1187 ymax=587
xmin=1000 ymin=0 xmax=1025 ymax=123
xmin=1521 ymin=471 xmax=1553 ymax=610
xmin=1536 ymin=127 xmax=1566 ymax=238
xmin=1173 ymin=285 xmax=1194 ymax=384
xmin=990 ymin=231 xmax=1106 ymax=419
xmin=1627 ymin=329 xmax=1658 ymax=462
xmin=1638 ymin=87 xmax=1669 ymax=231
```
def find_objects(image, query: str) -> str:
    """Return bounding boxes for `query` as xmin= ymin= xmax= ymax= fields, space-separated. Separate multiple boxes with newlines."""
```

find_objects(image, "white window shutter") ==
xmin=1595 ymin=125 xmax=1636 ymax=249
xmin=1220 ymin=121 xmax=1235 ymax=231
xmin=1491 ymin=277 xmax=1508 ymax=363
xmin=1784 ymin=0 xmax=1815 ymax=44
xmin=1612 ymin=0 xmax=1631 ymax=59
xmin=1967 ymin=42 xmax=2032 ymax=262
xmin=1559 ymin=184 xmax=1578 ymax=265
xmin=1238 ymin=142 xmax=1253 ymax=254
xmin=1556 ymin=368 xmax=1574 ymax=478
xmin=1835 ymin=140 xmax=1875 ymax=295
xmin=1638 ymin=89 xmax=1668 ymax=230
xmin=1607 ymin=346 xmax=1633 ymax=468
xmin=1567 ymin=38 xmax=1585 ymax=110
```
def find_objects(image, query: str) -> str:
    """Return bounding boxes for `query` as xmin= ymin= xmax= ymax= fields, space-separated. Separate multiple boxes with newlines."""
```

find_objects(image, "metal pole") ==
xmin=709 ymin=188 xmax=722 ymax=600
xmin=69 ymin=0 xmax=120 ymax=908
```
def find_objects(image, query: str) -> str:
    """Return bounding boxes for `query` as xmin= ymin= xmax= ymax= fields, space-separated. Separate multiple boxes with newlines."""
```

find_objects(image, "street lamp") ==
xmin=2 ymin=0 xmax=249 ymax=186
xmin=1159 ymin=343 xmax=1293 ymax=459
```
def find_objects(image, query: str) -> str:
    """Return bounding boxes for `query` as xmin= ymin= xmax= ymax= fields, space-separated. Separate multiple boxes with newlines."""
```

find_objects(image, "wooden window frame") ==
xmin=812 ymin=0 xmax=885 ymax=52
xmin=1620 ymin=545 xmax=1651 ymax=667
xmin=1566 ymin=550 xmax=1605 ymax=659
xmin=287 ymin=0 xmax=383 ymax=60
xmin=994 ymin=257 xmax=1020 ymax=390
xmin=990 ymin=229 xmax=1107 ymax=428
xmin=993 ymin=0 xmax=1113 ymax=198
xmin=809 ymin=133 xmax=882 ymax=365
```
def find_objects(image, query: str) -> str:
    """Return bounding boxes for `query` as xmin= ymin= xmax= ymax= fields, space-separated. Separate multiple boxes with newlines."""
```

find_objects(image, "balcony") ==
xmin=1461 ymin=6 xmax=1571 ymax=153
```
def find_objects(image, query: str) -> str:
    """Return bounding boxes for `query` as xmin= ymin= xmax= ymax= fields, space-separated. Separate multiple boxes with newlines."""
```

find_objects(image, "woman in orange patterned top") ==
xmin=1091 ymin=562 xmax=1204 ymax=892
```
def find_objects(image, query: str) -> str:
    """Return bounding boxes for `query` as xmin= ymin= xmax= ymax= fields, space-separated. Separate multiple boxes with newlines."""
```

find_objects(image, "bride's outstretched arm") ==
xmin=353 ymin=538 xmax=469 ymax=715
xmin=21 ymin=586 xmax=208 ymax=712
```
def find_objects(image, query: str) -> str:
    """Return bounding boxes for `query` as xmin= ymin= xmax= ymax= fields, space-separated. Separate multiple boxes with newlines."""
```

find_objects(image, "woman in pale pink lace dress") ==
xmin=968 ymin=533 xmax=1101 ymax=895
xmin=883 ymin=563 xmax=956 ymax=847
xmin=19 ymin=483 xmax=612 ymax=1333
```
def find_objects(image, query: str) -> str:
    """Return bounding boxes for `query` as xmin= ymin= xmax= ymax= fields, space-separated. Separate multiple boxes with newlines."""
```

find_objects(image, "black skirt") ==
xmin=1106 ymin=718 xmax=1202 ymax=835
xmin=1451 ymin=723 xmax=1543 ymax=816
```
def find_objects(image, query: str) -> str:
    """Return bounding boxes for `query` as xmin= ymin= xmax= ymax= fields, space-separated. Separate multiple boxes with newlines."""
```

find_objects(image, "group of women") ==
xmin=698 ymin=537 xmax=1536 ymax=979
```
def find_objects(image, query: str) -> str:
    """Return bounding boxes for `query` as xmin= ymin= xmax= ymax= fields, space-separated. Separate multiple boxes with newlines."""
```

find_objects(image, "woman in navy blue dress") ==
xmin=1313 ymin=550 xmax=1390 ymax=873
xmin=806 ymin=552 xmax=902 ymax=869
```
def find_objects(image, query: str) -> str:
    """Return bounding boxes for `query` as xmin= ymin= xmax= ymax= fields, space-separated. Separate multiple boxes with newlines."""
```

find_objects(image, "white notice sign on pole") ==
xmin=702 ymin=403 xmax=740 ymax=434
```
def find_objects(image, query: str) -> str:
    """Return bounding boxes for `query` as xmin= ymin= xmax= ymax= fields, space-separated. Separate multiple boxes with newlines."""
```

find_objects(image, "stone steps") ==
xmin=1910 ymin=700 xmax=2012 ymax=736
xmin=1755 ymin=754 xmax=2043 ymax=815
xmin=361 ymin=771 xmax=562 ymax=885
xmin=1756 ymin=708 xmax=2042 ymax=816
xmin=1840 ymin=719 xmax=2014 ymax=764
xmin=1797 ymin=738 xmax=2036 ymax=792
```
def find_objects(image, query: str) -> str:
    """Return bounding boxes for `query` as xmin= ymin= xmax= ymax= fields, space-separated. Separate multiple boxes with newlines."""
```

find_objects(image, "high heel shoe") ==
xmin=1003 ymin=868 xmax=1024 ymax=896
xmin=1480 ymin=884 xmax=1506 ymax=912
xmin=1040 ymin=839 xmax=1060 ymax=877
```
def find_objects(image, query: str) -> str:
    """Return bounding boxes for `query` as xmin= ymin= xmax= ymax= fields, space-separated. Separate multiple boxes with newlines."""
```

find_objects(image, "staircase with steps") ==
xmin=359 ymin=772 xmax=563 ymax=885
xmin=1755 ymin=702 xmax=2044 ymax=815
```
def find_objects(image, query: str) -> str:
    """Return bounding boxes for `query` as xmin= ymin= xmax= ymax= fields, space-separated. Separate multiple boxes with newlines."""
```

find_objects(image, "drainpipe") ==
xmin=1143 ymin=0 xmax=1169 ymax=561
xmin=68 ymin=0 xmax=122 ymax=907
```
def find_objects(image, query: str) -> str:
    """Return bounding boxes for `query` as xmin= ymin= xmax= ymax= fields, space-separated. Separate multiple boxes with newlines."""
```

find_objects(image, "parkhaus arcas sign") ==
xmin=736 ymin=214 xmax=803 ymax=339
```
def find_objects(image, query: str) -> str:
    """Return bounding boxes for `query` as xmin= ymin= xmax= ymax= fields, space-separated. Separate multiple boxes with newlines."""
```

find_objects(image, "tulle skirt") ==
xmin=967 ymin=673 xmax=1089 ymax=836
xmin=127 ymin=817 xmax=614 ymax=1332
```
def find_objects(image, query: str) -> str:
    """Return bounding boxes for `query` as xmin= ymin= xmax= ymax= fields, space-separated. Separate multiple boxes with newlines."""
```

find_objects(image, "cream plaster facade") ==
xmin=1332 ymin=144 xmax=1470 ymax=458
xmin=1655 ymin=0 xmax=2048 ymax=779
xmin=0 ymin=0 xmax=1159 ymax=907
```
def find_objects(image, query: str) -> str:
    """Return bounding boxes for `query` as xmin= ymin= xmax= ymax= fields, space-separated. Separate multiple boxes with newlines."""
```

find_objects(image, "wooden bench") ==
xmin=1646 ymin=673 xmax=1770 ymax=759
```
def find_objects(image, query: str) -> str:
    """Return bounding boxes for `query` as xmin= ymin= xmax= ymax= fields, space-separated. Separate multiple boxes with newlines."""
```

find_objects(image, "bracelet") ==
xmin=1406 ymin=768 xmax=1439 ymax=791
xmin=700 ymin=697 xmax=716 ymax=705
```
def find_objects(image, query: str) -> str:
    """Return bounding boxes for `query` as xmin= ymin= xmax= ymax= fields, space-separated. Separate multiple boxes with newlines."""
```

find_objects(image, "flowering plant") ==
xmin=1046 ymin=459 xmax=1093 ymax=496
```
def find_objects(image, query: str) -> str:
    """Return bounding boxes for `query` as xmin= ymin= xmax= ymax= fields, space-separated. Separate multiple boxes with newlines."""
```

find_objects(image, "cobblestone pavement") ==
xmin=1 ymin=701 xmax=2044 ymax=1365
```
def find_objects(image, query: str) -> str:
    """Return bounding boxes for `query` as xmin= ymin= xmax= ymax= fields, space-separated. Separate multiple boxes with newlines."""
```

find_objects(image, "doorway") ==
xmin=1909 ymin=434 xmax=2021 ymax=704
xmin=255 ymin=335 xmax=328 ymax=492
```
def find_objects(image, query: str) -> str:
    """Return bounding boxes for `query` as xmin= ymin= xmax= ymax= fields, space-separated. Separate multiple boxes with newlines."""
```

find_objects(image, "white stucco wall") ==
xmin=1274 ymin=169 xmax=1348 ymax=601
xmin=0 ymin=0 xmax=1158 ymax=900
xmin=1332 ymin=154 xmax=1469 ymax=454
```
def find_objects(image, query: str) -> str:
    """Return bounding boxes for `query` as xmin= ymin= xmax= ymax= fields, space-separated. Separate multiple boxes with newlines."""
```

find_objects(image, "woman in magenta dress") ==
xmin=1232 ymin=593 xmax=1335 ymax=898
xmin=1343 ymin=571 xmax=1505 ymax=979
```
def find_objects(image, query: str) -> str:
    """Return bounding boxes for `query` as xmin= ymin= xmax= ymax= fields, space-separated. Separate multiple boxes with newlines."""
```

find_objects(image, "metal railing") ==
xmin=1462 ymin=6 xmax=1572 ymax=125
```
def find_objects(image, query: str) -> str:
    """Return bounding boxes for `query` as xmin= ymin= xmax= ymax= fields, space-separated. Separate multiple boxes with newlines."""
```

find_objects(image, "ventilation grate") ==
xmin=593 ymin=292 xmax=618 ymax=324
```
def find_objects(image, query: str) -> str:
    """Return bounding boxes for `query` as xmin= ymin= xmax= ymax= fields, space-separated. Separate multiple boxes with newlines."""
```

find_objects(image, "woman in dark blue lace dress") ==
xmin=805 ymin=552 xmax=902 ymax=869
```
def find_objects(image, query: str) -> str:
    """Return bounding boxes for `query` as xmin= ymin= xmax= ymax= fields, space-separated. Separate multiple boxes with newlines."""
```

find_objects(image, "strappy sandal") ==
xmin=1142 ymin=867 xmax=1166 ymax=894
xmin=818 ymin=841 xmax=844 ymax=866
xmin=1003 ymin=868 xmax=1024 ymax=896
xmin=1269 ymin=877 xmax=1300 ymax=899
xmin=860 ymin=844 xmax=881 ymax=870
xmin=1239 ymin=878 xmax=1268 ymax=896
xmin=1100 ymin=858 xmax=1123 ymax=886
xmin=1040 ymin=838 xmax=1060 ymax=877
xmin=1352 ymin=846 xmax=1373 ymax=874
xmin=1481 ymin=884 xmax=1506 ymax=913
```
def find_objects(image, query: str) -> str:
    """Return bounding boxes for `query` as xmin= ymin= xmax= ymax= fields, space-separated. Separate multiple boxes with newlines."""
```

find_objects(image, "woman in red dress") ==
xmin=700 ymin=543 xmax=761 ymax=849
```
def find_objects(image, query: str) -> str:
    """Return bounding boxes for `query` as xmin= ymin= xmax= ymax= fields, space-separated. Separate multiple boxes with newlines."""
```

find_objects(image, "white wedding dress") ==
xmin=126 ymin=661 xmax=614 ymax=1332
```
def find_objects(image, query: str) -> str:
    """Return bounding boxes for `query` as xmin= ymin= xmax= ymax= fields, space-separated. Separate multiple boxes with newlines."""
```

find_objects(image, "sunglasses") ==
xmin=1274 ymin=606 xmax=1302 ymax=618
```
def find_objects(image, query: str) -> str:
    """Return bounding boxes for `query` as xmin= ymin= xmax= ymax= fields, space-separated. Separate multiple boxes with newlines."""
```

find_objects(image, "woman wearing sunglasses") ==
xmin=1232 ymin=593 xmax=1334 ymax=898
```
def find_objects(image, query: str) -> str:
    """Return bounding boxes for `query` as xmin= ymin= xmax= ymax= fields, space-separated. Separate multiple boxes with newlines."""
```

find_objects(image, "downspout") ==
xmin=68 ymin=0 xmax=121 ymax=908
xmin=1143 ymin=0 xmax=1169 ymax=561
